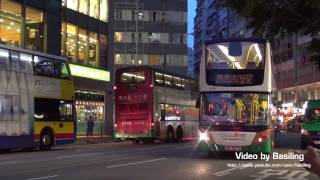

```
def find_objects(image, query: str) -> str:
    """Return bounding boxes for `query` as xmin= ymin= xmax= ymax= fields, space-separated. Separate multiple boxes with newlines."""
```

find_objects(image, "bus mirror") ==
xmin=228 ymin=42 xmax=242 ymax=56
xmin=196 ymin=97 xmax=200 ymax=108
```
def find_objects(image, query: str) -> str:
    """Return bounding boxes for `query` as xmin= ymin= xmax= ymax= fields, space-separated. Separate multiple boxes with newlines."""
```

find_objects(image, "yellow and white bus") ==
xmin=0 ymin=44 xmax=76 ymax=151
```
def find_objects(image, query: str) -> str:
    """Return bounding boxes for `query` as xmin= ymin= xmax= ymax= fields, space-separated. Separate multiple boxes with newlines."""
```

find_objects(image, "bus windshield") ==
xmin=200 ymin=92 xmax=270 ymax=126
xmin=206 ymin=41 xmax=265 ymax=86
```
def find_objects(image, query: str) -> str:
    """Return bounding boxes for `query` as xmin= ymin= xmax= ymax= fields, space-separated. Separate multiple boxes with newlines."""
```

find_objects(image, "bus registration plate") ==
xmin=225 ymin=146 xmax=241 ymax=151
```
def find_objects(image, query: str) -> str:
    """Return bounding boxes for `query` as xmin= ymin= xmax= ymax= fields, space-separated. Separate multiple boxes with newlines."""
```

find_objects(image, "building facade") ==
xmin=113 ymin=0 xmax=188 ymax=76
xmin=193 ymin=0 xmax=230 ymax=75
xmin=273 ymin=33 xmax=320 ymax=110
xmin=0 ymin=0 xmax=114 ymax=136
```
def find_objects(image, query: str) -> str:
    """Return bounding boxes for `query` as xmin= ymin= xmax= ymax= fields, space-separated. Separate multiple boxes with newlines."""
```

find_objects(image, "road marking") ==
xmin=26 ymin=175 xmax=59 ymax=180
xmin=173 ymin=145 xmax=194 ymax=150
xmin=0 ymin=160 xmax=18 ymax=166
xmin=106 ymin=157 xmax=167 ymax=168
xmin=214 ymin=167 xmax=247 ymax=177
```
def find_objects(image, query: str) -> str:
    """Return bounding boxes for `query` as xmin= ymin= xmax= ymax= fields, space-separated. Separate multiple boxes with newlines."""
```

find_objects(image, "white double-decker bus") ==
xmin=197 ymin=38 xmax=275 ymax=154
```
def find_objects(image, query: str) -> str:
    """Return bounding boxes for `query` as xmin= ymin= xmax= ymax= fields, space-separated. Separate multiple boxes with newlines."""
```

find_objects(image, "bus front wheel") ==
xmin=40 ymin=130 xmax=53 ymax=151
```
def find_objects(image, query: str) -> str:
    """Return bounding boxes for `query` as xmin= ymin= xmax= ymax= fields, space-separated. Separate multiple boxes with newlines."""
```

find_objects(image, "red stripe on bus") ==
xmin=34 ymin=133 xmax=74 ymax=141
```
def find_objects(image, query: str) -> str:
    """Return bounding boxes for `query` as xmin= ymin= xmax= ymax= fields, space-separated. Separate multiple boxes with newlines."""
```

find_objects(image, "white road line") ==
xmin=173 ymin=145 xmax=194 ymax=150
xmin=214 ymin=168 xmax=238 ymax=176
xmin=106 ymin=157 xmax=167 ymax=168
xmin=26 ymin=175 xmax=59 ymax=180
xmin=0 ymin=160 xmax=19 ymax=166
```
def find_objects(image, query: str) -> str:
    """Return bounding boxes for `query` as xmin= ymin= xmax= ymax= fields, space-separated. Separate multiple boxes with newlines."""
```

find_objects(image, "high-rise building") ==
xmin=113 ymin=0 xmax=188 ymax=76
xmin=193 ymin=0 xmax=230 ymax=75
xmin=0 ymin=0 xmax=114 ymax=136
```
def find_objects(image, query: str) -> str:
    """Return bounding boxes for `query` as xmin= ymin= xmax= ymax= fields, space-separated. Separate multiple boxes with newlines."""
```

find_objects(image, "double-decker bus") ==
xmin=0 ymin=44 xmax=76 ymax=151
xmin=197 ymin=38 xmax=275 ymax=154
xmin=114 ymin=66 xmax=198 ymax=142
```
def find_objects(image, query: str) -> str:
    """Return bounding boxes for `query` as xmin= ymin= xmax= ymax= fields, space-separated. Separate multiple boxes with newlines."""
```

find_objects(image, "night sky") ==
xmin=188 ymin=0 xmax=196 ymax=49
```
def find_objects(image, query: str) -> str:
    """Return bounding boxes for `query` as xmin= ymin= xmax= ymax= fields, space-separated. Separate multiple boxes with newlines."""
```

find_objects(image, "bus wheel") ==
xmin=176 ymin=126 xmax=183 ymax=142
xmin=40 ymin=130 xmax=53 ymax=151
xmin=166 ymin=127 xmax=174 ymax=143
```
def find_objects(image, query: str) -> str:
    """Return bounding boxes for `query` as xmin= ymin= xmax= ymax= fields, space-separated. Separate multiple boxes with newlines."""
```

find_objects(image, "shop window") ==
xmin=66 ymin=23 xmax=77 ymax=62
xmin=88 ymin=32 xmax=98 ymax=67
xmin=89 ymin=0 xmax=99 ymax=19
xmin=0 ymin=0 xmax=22 ymax=47
xmin=78 ymin=28 xmax=87 ymax=63
xmin=79 ymin=0 xmax=88 ymax=15
xmin=25 ymin=7 xmax=44 ymax=51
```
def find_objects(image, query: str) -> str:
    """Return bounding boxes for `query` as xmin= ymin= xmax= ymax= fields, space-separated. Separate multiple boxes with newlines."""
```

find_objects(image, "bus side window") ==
xmin=34 ymin=56 xmax=54 ymax=77
xmin=54 ymin=60 xmax=69 ymax=79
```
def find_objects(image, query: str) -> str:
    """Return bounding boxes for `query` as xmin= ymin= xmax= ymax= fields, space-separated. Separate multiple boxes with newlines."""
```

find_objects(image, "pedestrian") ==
xmin=86 ymin=115 xmax=95 ymax=143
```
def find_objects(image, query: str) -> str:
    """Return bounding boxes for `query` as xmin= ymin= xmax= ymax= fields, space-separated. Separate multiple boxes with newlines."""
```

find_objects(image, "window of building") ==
xmin=131 ymin=32 xmax=135 ymax=42
xmin=115 ymin=9 xmax=122 ymax=20
xmin=88 ymin=32 xmax=98 ymax=67
xmin=99 ymin=0 xmax=108 ymax=22
xmin=79 ymin=0 xmax=88 ymax=15
xmin=78 ymin=28 xmax=87 ymax=63
xmin=99 ymin=34 xmax=107 ymax=66
xmin=131 ymin=10 xmax=135 ymax=21
xmin=67 ymin=0 xmax=78 ymax=11
xmin=171 ymin=33 xmax=180 ymax=44
xmin=115 ymin=54 xmax=123 ymax=64
xmin=114 ymin=32 xmax=123 ymax=42
xmin=148 ymin=33 xmax=160 ymax=43
xmin=66 ymin=23 xmax=77 ymax=62
xmin=25 ymin=7 xmax=44 ymax=51
xmin=0 ymin=0 xmax=22 ymax=47
xmin=89 ymin=0 xmax=99 ymax=19
xmin=61 ymin=22 xmax=101 ymax=67
xmin=148 ymin=55 xmax=160 ymax=65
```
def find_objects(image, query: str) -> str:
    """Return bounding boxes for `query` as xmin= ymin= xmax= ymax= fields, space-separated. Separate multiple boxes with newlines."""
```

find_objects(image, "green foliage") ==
xmin=218 ymin=0 xmax=320 ymax=65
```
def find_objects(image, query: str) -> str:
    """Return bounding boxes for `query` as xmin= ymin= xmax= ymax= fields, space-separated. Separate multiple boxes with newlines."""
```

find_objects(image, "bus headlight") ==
xmin=199 ymin=131 xmax=209 ymax=141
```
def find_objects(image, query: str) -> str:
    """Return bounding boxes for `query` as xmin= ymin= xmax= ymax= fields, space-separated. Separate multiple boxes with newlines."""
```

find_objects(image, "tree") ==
xmin=218 ymin=0 xmax=320 ymax=66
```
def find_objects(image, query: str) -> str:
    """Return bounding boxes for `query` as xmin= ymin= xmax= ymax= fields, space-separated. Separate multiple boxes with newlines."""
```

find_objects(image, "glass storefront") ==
xmin=0 ymin=0 xmax=44 ymax=51
xmin=63 ymin=0 xmax=108 ymax=22
xmin=61 ymin=22 xmax=103 ymax=67
xmin=75 ymin=90 xmax=105 ymax=136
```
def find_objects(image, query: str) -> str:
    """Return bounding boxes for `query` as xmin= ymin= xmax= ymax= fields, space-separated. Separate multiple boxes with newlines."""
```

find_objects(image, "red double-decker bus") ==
xmin=114 ymin=66 xmax=198 ymax=142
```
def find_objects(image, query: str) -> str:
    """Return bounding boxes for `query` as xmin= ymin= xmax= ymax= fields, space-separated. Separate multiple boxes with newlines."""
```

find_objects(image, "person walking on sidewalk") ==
xmin=86 ymin=115 xmax=95 ymax=143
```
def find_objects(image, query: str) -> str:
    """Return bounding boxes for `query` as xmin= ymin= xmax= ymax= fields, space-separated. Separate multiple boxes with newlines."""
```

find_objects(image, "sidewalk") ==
xmin=75 ymin=135 xmax=115 ymax=145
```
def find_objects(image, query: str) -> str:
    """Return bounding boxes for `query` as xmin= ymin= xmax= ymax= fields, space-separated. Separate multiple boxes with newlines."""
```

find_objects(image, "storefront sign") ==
xmin=69 ymin=64 xmax=110 ymax=82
